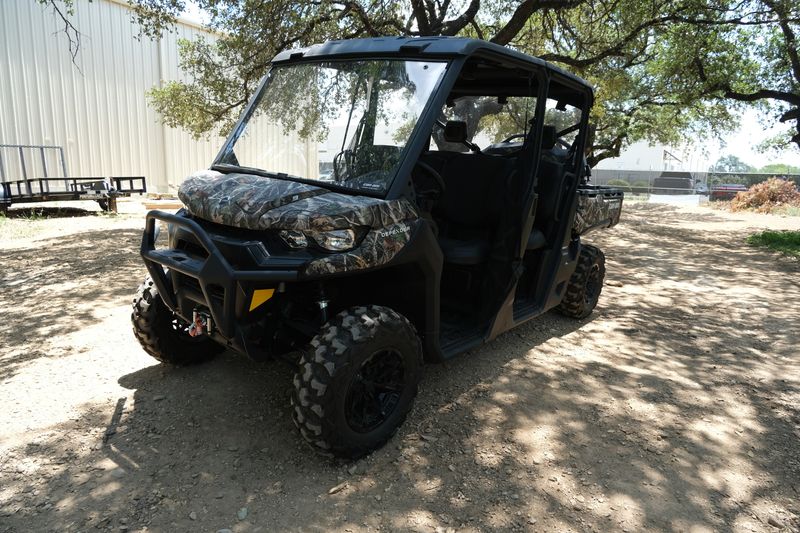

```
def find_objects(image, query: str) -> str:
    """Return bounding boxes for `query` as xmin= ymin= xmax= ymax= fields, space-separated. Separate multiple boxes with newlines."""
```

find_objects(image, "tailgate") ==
xmin=573 ymin=185 xmax=624 ymax=235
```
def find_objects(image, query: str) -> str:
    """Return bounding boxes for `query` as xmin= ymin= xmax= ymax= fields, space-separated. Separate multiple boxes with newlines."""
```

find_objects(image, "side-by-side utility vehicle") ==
xmin=132 ymin=37 xmax=623 ymax=458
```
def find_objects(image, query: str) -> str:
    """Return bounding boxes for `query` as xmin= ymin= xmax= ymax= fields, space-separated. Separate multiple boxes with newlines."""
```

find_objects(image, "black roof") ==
xmin=271 ymin=36 xmax=591 ymax=90
xmin=658 ymin=171 xmax=694 ymax=178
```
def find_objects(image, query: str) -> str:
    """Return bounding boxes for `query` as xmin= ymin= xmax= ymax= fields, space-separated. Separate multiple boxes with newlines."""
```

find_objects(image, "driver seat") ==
xmin=438 ymin=236 xmax=491 ymax=266
xmin=429 ymin=121 xmax=516 ymax=266
xmin=435 ymin=154 xmax=515 ymax=265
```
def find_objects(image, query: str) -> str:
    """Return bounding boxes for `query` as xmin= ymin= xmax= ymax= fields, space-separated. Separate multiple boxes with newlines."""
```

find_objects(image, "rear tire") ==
xmin=291 ymin=305 xmax=423 ymax=459
xmin=557 ymin=244 xmax=606 ymax=319
xmin=131 ymin=276 xmax=224 ymax=365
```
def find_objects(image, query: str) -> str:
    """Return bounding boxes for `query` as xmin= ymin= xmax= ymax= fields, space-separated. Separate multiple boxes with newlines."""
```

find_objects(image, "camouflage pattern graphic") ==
xmin=573 ymin=190 xmax=623 ymax=235
xmin=179 ymin=171 xmax=418 ymax=231
xmin=304 ymin=220 xmax=416 ymax=276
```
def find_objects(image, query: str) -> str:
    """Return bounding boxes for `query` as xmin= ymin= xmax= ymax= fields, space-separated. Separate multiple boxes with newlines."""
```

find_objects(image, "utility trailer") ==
xmin=0 ymin=144 xmax=146 ymax=213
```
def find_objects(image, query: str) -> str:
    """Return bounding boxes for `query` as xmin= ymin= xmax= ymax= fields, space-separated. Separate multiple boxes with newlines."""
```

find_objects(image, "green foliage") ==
xmin=708 ymin=174 xmax=745 ymax=186
xmin=631 ymin=180 xmax=651 ymax=192
xmin=19 ymin=208 xmax=46 ymax=221
xmin=542 ymin=5 xmax=740 ymax=165
xmin=746 ymin=230 xmax=800 ymax=257
xmin=606 ymin=179 xmax=632 ymax=192
xmin=731 ymin=177 xmax=800 ymax=212
xmin=759 ymin=163 xmax=800 ymax=175
xmin=475 ymin=97 xmax=534 ymax=144
xmin=148 ymin=80 xmax=221 ymax=139
xmin=703 ymin=155 xmax=799 ymax=186
xmin=143 ymin=0 xmax=415 ymax=140
xmin=44 ymin=0 xmax=800 ymax=164
xmin=134 ymin=0 xmax=749 ymax=161
xmin=710 ymin=155 xmax=756 ymax=173
xmin=673 ymin=0 xmax=800 ymax=151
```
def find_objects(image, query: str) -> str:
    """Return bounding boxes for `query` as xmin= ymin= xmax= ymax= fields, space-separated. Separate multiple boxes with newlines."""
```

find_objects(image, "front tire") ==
xmin=557 ymin=244 xmax=606 ymax=319
xmin=131 ymin=276 xmax=224 ymax=365
xmin=291 ymin=305 xmax=423 ymax=459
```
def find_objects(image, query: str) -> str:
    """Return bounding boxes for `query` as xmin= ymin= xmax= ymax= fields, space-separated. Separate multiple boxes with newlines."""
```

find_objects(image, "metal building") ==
xmin=0 ymin=0 xmax=313 ymax=193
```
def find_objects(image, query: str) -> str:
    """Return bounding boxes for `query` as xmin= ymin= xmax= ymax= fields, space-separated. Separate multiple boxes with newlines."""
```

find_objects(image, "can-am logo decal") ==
xmin=378 ymin=223 xmax=409 ymax=239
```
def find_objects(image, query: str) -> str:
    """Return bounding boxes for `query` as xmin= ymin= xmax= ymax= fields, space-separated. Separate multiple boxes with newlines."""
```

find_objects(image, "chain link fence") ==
xmin=591 ymin=169 xmax=800 ymax=197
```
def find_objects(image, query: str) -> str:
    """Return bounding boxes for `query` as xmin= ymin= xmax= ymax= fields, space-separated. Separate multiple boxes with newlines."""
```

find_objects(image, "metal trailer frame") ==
xmin=0 ymin=144 xmax=147 ymax=212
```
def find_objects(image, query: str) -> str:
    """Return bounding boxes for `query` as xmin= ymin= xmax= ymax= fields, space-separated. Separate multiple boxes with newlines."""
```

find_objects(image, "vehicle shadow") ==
xmin=1 ymin=204 xmax=798 ymax=532
xmin=4 ymin=287 xmax=798 ymax=533
xmin=0 ymin=312 xmax=589 ymax=531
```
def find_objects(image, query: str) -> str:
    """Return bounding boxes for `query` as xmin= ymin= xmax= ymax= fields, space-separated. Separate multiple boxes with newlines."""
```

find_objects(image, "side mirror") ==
xmin=442 ymin=120 xmax=480 ymax=153
xmin=443 ymin=120 xmax=468 ymax=143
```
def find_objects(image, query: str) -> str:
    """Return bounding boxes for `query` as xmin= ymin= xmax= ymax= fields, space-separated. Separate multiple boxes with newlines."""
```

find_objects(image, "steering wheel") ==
xmin=501 ymin=133 xmax=526 ymax=144
xmin=415 ymin=161 xmax=446 ymax=193
xmin=333 ymin=149 xmax=355 ymax=182
xmin=413 ymin=160 xmax=446 ymax=213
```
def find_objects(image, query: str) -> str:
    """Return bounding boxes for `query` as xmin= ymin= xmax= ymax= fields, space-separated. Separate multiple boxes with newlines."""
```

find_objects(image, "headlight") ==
xmin=310 ymin=229 xmax=356 ymax=251
xmin=279 ymin=229 xmax=308 ymax=249
xmin=279 ymin=228 xmax=358 ymax=252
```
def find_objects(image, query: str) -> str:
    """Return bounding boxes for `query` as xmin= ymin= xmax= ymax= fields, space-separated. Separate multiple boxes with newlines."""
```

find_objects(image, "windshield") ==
xmin=216 ymin=59 xmax=448 ymax=195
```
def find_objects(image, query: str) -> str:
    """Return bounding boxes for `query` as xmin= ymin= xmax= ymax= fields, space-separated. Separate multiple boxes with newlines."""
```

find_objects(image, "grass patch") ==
xmin=746 ymin=230 xmax=800 ymax=258
xmin=623 ymin=193 xmax=650 ymax=203
xmin=776 ymin=204 xmax=800 ymax=216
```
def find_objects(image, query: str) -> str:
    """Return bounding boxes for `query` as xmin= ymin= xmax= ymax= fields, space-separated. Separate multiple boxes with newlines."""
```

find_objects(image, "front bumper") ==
xmin=141 ymin=210 xmax=299 ymax=342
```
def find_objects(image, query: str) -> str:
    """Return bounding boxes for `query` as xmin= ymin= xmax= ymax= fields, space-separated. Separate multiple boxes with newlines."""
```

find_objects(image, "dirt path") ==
xmin=1 ymin=202 xmax=799 ymax=533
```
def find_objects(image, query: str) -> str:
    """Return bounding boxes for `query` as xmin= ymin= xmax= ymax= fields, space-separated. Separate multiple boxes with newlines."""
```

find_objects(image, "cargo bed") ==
xmin=573 ymin=185 xmax=624 ymax=234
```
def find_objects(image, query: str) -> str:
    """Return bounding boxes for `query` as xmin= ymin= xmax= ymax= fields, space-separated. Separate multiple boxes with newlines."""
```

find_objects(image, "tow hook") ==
xmin=188 ymin=309 xmax=213 ymax=337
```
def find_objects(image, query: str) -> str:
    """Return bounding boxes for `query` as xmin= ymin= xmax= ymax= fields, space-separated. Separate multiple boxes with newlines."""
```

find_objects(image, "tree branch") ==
xmin=780 ymin=108 xmax=800 ymax=123
xmin=469 ymin=18 xmax=485 ymax=40
xmin=540 ymin=11 xmax=678 ymax=68
xmin=693 ymin=56 xmax=800 ymax=105
xmin=338 ymin=1 xmax=380 ymax=36
xmin=410 ymin=0 xmax=432 ymax=34
xmin=440 ymin=0 xmax=480 ymax=36
xmin=490 ymin=0 xmax=585 ymax=46
xmin=40 ymin=0 xmax=82 ymax=65
xmin=761 ymin=0 xmax=800 ymax=84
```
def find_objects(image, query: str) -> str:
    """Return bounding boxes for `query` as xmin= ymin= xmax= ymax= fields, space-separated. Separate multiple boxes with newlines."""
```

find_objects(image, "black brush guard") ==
xmin=141 ymin=211 xmax=299 ymax=340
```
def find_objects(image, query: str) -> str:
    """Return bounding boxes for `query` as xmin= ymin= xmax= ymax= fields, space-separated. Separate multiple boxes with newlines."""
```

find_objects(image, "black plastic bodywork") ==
xmin=140 ymin=37 xmax=621 ymax=363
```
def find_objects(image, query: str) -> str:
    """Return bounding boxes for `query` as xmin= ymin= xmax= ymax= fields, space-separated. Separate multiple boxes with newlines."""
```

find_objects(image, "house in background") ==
xmin=592 ymin=140 xmax=708 ymax=188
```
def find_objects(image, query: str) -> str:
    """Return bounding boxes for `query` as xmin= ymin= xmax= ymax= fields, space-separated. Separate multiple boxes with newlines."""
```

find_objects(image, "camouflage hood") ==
xmin=178 ymin=170 xmax=419 ymax=231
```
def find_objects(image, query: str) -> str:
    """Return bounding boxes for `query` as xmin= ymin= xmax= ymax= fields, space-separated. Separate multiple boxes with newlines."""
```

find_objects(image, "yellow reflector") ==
xmin=249 ymin=289 xmax=275 ymax=311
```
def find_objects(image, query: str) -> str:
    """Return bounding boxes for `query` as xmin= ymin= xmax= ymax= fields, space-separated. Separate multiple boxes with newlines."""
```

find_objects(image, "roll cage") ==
xmin=212 ymin=37 xmax=594 ymax=202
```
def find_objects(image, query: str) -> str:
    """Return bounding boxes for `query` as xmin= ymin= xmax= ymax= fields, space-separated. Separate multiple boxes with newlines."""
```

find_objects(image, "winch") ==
xmin=188 ymin=309 xmax=213 ymax=337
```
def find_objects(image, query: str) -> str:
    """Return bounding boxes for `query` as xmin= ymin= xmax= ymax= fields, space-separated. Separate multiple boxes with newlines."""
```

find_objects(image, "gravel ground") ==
xmin=0 ymin=200 xmax=799 ymax=533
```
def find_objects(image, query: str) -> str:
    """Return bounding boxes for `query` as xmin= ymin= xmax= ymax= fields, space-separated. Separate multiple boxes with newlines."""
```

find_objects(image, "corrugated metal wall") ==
xmin=0 ymin=0 xmax=314 ymax=192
